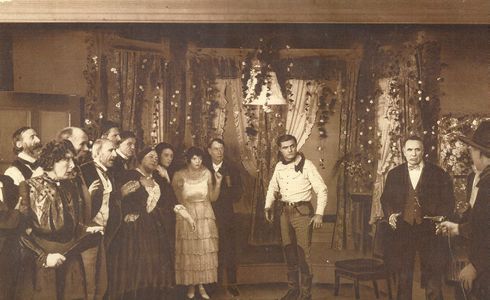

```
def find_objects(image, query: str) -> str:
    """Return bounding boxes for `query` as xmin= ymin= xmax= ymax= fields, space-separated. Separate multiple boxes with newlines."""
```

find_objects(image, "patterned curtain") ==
xmin=286 ymin=80 xmax=324 ymax=150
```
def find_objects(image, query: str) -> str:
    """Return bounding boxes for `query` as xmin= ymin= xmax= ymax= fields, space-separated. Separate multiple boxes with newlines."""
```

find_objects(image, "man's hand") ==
xmin=86 ymin=226 xmax=104 ymax=235
xmin=310 ymin=214 xmax=323 ymax=229
xmin=88 ymin=179 xmax=102 ymax=196
xmin=265 ymin=208 xmax=274 ymax=223
xmin=389 ymin=212 xmax=401 ymax=230
xmin=45 ymin=253 xmax=66 ymax=268
xmin=124 ymin=213 xmax=140 ymax=223
xmin=459 ymin=263 xmax=477 ymax=291
xmin=436 ymin=221 xmax=459 ymax=237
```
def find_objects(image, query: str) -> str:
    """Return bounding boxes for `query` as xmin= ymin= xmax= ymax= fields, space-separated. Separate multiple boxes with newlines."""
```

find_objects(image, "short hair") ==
xmin=119 ymin=130 xmax=136 ymax=142
xmin=136 ymin=146 xmax=154 ymax=164
xmin=91 ymin=138 xmax=111 ymax=159
xmin=207 ymin=138 xmax=225 ymax=148
xmin=12 ymin=126 xmax=33 ymax=154
xmin=185 ymin=146 xmax=204 ymax=163
xmin=56 ymin=127 xmax=87 ymax=141
xmin=402 ymin=135 xmax=424 ymax=148
xmin=100 ymin=120 xmax=120 ymax=137
xmin=155 ymin=142 xmax=175 ymax=162
xmin=37 ymin=140 xmax=75 ymax=171
xmin=276 ymin=134 xmax=297 ymax=147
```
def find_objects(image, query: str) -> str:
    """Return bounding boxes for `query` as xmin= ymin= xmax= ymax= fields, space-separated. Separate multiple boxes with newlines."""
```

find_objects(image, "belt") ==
xmin=281 ymin=201 xmax=310 ymax=207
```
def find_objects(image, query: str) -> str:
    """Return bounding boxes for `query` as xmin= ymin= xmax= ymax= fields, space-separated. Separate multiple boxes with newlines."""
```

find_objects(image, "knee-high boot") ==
xmin=281 ymin=245 xmax=300 ymax=300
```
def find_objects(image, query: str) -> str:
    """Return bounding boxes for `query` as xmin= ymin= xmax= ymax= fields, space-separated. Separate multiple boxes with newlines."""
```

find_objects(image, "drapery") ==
xmin=286 ymin=80 xmax=323 ymax=150
xmin=370 ymin=78 xmax=404 ymax=223
xmin=106 ymin=49 xmax=168 ymax=147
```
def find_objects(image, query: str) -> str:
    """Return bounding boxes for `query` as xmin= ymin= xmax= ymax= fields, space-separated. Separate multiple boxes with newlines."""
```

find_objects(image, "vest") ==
xmin=402 ymin=175 xmax=423 ymax=225
xmin=11 ymin=159 xmax=33 ymax=181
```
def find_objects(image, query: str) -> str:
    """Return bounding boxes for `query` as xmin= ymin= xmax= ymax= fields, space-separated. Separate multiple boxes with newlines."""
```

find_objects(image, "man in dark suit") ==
xmin=113 ymin=130 xmax=136 ymax=184
xmin=0 ymin=175 xmax=20 ymax=300
xmin=80 ymin=138 xmax=122 ymax=300
xmin=206 ymin=138 xmax=243 ymax=297
xmin=438 ymin=120 xmax=490 ymax=300
xmin=381 ymin=135 xmax=455 ymax=300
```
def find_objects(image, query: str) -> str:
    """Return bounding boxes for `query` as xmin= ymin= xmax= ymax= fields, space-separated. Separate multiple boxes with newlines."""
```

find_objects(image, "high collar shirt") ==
xmin=265 ymin=157 xmax=328 ymax=215
xmin=93 ymin=160 xmax=112 ymax=226
xmin=213 ymin=162 xmax=223 ymax=173
xmin=408 ymin=161 xmax=425 ymax=189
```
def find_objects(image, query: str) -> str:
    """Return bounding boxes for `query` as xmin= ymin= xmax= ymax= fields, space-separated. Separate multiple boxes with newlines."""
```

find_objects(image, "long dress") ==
xmin=15 ymin=174 xmax=86 ymax=300
xmin=174 ymin=170 xmax=218 ymax=285
xmin=108 ymin=170 xmax=174 ymax=300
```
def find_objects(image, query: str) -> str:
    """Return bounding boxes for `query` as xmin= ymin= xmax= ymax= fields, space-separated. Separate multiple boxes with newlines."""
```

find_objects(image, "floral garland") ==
xmin=438 ymin=115 xmax=488 ymax=176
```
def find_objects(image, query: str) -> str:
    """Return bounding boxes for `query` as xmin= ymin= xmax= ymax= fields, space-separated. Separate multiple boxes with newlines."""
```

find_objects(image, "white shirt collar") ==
xmin=213 ymin=161 xmax=223 ymax=171
xmin=408 ymin=161 xmax=424 ymax=171
xmin=116 ymin=149 xmax=129 ymax=160
xmin=18 ymin=152 xmax=37 ymax=163
xmin=94 ymin=160 xmax=108 ymax=172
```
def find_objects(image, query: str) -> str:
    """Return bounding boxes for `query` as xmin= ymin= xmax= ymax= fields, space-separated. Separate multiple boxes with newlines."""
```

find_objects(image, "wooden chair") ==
xmin=334 ymin=221 xmax=393 ymax=299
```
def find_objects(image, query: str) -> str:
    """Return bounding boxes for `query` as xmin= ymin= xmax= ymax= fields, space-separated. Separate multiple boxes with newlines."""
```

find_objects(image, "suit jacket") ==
xmin=380 ymin=162 xmax=455 ymax=269
xmin=207 ymin=160 xmax=243 ymax=224
xmin=80 ymin=161 xmax=122 ymax=248
xmin=459 ymin=166 xmax=490 ymax=295
xmin=381 ymin=161 xmax=455 ymax=225
xmin=112 ymin=153 xmax=133 ymax=186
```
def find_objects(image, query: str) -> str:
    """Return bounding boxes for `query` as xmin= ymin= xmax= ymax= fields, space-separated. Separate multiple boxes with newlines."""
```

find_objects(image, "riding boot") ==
xmin=280 ymin=270 xmax=300 ymax=300
xmin=281 ymin=245 xmax=300 ymax=300
xmin=298 ymin=274 xmax=313 ymax=300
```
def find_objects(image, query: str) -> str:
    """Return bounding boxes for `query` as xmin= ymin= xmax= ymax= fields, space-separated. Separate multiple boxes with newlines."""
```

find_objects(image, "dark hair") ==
xmin=276 ymin=134 xmax=297 ymax=147
xmin=155 ymin=142 xmax=175 ymax=163
xmin=12 ymin=126 xmax=33 ymax=154
xmin=402 ymin=135 xmax=424 ymax=148
xmin=207 ymin=138 xmax=225 ymax=148
xmin=136 ymin=146 xmax=155 ymax=164
xmin=185 ymin=146 xmax=204 ymax=163
xmin=100 ymin=120 xmax=120 ymax=137
xmin=120 ymin=130 xmax=136 ymax=142
xmin=38 ymin=140 xmax=75 ymax=171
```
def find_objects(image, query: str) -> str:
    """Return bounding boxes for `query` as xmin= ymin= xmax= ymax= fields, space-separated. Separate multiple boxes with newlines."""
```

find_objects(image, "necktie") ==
xmin=408 ymin=164 xmax=421 ymax=171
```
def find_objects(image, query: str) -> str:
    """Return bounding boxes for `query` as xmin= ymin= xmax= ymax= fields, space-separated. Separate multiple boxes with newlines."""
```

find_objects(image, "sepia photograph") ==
xmin=0 ymin=1 xmax=488 ymax=299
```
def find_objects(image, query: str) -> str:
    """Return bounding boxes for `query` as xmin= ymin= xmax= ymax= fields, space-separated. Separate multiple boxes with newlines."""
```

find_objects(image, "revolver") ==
xmin=423 ymin=215 xmax=447 ymax=223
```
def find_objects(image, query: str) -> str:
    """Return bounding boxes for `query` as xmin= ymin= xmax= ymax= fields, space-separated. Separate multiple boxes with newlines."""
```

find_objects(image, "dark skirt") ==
xmin=107 ymin=210 xmax=174 ymax=300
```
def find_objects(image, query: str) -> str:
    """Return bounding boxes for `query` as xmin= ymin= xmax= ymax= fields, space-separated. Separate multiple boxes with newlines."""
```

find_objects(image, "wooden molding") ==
xmin=0 ymin=1 xmax=488 ymax=24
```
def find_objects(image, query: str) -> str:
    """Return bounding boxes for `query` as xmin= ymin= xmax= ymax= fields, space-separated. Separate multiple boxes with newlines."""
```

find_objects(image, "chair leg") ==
xmin=386 ymin=277 xmax=393 ymax=300
xmin=372 ymin=280 xmax=379 ymax=299
xmin=354 ymin=279 xmax=360 ymax=300
xmin=334 ymin=272 xmax=340 ymax=296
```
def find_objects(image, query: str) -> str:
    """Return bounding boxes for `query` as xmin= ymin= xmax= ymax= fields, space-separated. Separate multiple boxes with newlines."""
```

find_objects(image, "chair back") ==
xmin=372 ymin=220 xmax=391 ymax=259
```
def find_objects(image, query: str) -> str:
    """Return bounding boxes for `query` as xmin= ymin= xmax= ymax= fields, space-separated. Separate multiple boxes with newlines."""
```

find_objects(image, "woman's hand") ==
xmin=121 ymin=180 xmax=140 ymax=197
xmin=186 ymin=217 xmax=197 ymax=232
xmin=45 ymin=253 xmax=66 ymax=268
xmin=178 ymin=208 xmax=196 ymax=232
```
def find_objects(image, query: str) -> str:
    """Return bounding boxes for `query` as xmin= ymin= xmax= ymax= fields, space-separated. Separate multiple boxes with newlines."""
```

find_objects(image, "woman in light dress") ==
xmin=172 ymin=147 xmax=222 ymax=300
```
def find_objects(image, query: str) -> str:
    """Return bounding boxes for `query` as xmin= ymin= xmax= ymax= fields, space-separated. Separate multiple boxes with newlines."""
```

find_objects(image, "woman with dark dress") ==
xmin=107 ymin=147 xmax=195 ymax=300
xmin=15 ymin=140 xmax=100 ymax=300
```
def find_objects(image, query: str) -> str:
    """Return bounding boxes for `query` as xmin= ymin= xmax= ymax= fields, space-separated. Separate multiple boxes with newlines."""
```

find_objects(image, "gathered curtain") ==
xmin=286 ymin=80 xmax=324 ymax=150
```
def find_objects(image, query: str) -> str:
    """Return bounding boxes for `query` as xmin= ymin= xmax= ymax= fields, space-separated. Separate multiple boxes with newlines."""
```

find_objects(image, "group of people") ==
xmin=0 ymin=119 xmax=488 ymax=300
xmin=0 ymin=121 xmax=243 ymax=300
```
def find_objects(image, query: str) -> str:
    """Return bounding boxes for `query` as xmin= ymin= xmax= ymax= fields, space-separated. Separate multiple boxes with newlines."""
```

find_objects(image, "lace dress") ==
xmin=175 ymin=170 xmax=218 ymax=285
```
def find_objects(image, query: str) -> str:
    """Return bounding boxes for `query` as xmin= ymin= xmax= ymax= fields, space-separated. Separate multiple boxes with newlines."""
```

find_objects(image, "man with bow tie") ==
xmin=4 ymin=127 xmax=43 ymax=185
xmin=264 ymin=134 xmax=328 ymax=300
xmin=205 ymin=138 xmax=243 ymax=297
xmin=381 ymin=135 xmax=455 ymax=300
